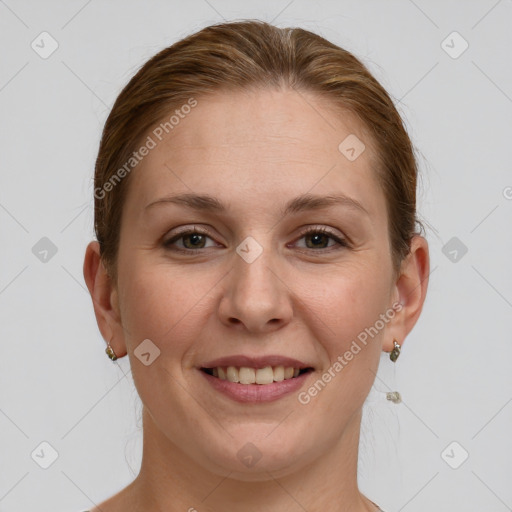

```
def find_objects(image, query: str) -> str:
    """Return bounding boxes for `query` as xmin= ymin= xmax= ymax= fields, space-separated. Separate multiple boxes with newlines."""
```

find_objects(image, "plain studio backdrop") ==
xmin=1 ymin=1 xmax=511 ymax=511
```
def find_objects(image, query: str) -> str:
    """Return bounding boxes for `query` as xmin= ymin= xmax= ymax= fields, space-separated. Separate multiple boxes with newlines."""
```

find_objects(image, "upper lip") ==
xmin=200 ymin=355 xmax=313 ymax=369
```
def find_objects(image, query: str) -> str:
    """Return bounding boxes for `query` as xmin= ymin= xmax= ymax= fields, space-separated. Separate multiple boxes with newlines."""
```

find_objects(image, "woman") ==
xmin=83 ymin=19 xmax=429 ymax=512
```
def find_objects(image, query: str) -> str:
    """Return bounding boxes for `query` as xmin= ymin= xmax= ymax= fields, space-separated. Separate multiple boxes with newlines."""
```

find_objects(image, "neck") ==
xmin=122 ymin=407 xmax=379 ymax=512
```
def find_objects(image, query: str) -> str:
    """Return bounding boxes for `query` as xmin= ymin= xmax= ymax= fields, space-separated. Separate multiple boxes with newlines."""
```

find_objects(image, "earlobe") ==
xmin=83 ymin=241 xmax=127 ymax=358
xmin=385 ymin=235 xmax=430 ymax=351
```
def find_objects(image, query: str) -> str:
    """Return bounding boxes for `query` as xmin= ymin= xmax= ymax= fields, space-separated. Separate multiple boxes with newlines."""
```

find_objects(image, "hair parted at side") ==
xmin=93 ymin=19 xmax=424 ymax=284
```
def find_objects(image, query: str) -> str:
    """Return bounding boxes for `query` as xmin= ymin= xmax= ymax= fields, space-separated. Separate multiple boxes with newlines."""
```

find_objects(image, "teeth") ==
xmin=256 ymin=366 xmax=274 ymax=385
xmin=239 ymin=367 xmax=255 ymax=384
xmin=226 ymin=366 xmax=239 ymax=383
xmin=273 ymin=365 xmax=285 ymax=381
xmin=211 ymin=365 xmax=306 ymax=384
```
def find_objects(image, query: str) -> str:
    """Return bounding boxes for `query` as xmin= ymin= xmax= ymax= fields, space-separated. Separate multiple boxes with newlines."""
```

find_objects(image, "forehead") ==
xmin=124 ymin=87 xmax=384 ymax=220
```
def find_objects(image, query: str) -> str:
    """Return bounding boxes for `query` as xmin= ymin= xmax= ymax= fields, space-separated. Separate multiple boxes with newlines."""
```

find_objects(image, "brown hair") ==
xmin=93 ymin=19 xmax=424 ymax=284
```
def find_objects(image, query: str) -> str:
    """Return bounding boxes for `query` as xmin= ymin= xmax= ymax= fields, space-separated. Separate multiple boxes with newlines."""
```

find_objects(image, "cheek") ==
xmin=289 ymin=261 xmax=392 ymax=441
xmin=301 ymin=259 xmax=392 ymax=353
xmin=118 ymin=261 xmax=216 ymax=351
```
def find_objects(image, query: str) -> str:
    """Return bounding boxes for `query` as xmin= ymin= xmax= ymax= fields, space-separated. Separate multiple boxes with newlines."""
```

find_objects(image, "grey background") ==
xmin=1 ymin=1 xmax=511 ymax=511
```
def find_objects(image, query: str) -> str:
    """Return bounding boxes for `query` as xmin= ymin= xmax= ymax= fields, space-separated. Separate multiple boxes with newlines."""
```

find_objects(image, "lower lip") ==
xmin=198 ymin=369 xmax=312 ymax=403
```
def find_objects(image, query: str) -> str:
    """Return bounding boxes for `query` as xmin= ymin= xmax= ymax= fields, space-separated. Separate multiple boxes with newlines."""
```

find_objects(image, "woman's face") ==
xmin=114 ymin=87 xmax=401 ymax=477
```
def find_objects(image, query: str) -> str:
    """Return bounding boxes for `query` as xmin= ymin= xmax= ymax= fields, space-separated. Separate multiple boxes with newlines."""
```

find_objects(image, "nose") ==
xmin=218 ymin=243 xmax=293 ymax=334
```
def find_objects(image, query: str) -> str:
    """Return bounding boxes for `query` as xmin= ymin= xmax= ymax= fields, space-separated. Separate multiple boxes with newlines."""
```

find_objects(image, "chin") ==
xmin=190 ymin=426 xmax=318 ymax=480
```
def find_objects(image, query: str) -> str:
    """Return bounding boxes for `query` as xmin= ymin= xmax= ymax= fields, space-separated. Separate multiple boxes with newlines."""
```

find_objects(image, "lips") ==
xmin=199 ymin=366 xmax=313 ymax=403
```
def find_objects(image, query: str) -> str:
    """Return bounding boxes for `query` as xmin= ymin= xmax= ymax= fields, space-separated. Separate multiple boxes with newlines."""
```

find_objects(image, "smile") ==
xmin=201 ymin=365 xmax=314 ymax=385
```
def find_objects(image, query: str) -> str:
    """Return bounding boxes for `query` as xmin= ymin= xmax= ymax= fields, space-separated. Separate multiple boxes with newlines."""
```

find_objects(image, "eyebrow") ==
xmin=144 ymin=192 xmax=369 ymax=216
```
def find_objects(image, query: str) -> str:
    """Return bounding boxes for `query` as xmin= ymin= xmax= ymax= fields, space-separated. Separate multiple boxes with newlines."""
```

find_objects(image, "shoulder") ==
xmin=80 ymin=483 xmax=137 ymax=512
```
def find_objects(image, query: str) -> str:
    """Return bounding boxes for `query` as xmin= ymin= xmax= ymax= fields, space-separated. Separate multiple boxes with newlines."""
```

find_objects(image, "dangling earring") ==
xmin=386 ymin=338 xmax=402 ymax=403
xmin=105 ymin=339 xmax=118 ymax=361
xmin=389 ymin=338 xmax=401 ymax=362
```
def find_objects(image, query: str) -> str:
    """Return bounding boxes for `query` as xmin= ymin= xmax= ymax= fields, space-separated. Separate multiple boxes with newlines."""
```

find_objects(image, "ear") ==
xmin=83 ymin=241 xmax=127 ymax=358
xmin=384 ymin=235 xmax=430 ymax=352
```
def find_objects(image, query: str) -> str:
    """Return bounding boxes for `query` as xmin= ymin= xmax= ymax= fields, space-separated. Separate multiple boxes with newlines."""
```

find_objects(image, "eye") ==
xmin=163 ymin=225 xmax=349 ymax=254
xmin=163 ymin=227 xmax=218 ymax=252
xmin=293 ymin=226 xmax=349 ymax=251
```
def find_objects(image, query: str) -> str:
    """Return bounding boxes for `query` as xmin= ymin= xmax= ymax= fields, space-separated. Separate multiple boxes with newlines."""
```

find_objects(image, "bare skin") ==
xmin=84 ymin=87 xmax=429 ymax=512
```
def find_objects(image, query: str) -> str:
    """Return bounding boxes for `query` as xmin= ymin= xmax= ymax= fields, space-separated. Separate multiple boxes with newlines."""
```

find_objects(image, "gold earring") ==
xmin=105 ymin=342 xmax=118 ymax=361
xmin=389 ymin=339 xmax=401 ymax=362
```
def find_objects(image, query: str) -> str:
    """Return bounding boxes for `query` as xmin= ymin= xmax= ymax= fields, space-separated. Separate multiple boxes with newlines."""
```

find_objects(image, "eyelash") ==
xmin=163 ymin=226 xmax=349 ymax=254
